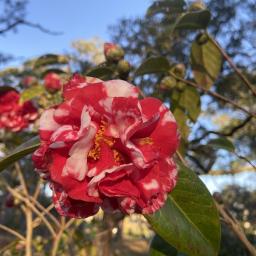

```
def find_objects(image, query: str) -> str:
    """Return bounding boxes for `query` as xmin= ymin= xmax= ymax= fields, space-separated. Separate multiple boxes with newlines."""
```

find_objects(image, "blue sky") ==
xmin=1 ymin=0 xmax=150 ymax=64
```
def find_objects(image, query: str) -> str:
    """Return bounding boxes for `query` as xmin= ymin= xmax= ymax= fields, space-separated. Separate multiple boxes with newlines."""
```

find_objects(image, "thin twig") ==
xmin=32 ymin=204 xmax=55 ymax=228
xmin=191 ymin=115 xmax=252 ymax=144
xmin=0 ymin=224 xmax=25 ymax=241
xmin=209 ymin=36 xmax=256 ymax=98
xmin=15 ymin=162 xmax=28 ymax=195
xmin=215 ymin=203 xmax=256 ymax=256
xmin=25 ymin=193 xmax=60 ymax=228
xmin=51 ymin=217 xmax=66 ymax=256
xmin=21 ymin=205 xmax=33 ymax=256
xmin=170 ymin=73 xmax=256 ymax=118
xmin=33 ymin=179 xmax=41 ymax=200
xmin=7 ymin=187 xmax=56 ymax=237
xmin=0 ymin=19 xmax=62 ymax=35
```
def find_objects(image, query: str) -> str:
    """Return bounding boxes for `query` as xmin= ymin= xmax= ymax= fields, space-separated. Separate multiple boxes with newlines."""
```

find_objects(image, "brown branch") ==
xmin=25 ymin=193 xmax=60 ymax=228
xmin=0 ymin=19 xmax=62 ymax=35
xmin=215 ymin=202 xmax=256 ymax=256
xmin=170 ymin=73 xmax=256 ymax=118
xmin=206 ymin=167 xmax=256 ymax=176
xmin=15 ymin=162 xmax=28 ymax=195
xmin=209 ymin=36 xmax=256 ymax=98
xmin=21 ymin=205 xmax=33 ymax=256
xmin=7 ymin=186 xmax=56 ymax=237
xmin=0 ymin=224 xmax=25 ymax=241
xmin=51 ymin=217 xmax=66 ymax=256
xmin=191 ymin=115 xmax=252 ymax=144
xmin=32 ymin=204 xmax=55 ymax=228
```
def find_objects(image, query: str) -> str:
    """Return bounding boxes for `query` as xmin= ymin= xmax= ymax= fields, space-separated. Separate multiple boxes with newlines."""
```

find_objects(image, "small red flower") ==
xmin=44 ymin=73 xmax=62 ymax=92
xmin=33 ymin=75 xmax=179 ymax=218
xmin=0 ymin=90 xmax=38 ymax=132
xmin=22 ymin=76 xmax=37 ymax=87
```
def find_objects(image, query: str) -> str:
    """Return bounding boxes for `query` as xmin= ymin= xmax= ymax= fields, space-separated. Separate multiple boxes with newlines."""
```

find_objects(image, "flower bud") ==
xmin=22 ymin=76 xmax=37 ymax=87
xmin=171 ymin=63 xmax=186 ymax=78
xmin=5 ymin=193 xmax=14 ymax=208
xmin=196 ymin=33 xmax=209 ymax=45
xmin=117 ymin=60 xmax=131 ymax=74
xmin=159 ymin=76 xmax=177 ymax=90
xmin=44 ymin=72 xmax=62 ymax=93
xmin=104 ymin=43 xmax=125 ymax=62
xmin=189 ymin=1 xmax=206 ymax=12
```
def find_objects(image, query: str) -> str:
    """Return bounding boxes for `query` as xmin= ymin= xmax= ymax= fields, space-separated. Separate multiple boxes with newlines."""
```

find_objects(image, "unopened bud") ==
xmin=117 ymin=60 xmax=131 ymax=74
xmin=5 ymin=193 xmax=14 ymax=208
xmin=104 ymin=43 xmax=124 ymax=62
xmin=189 ymin=1 xmax=206 ymax=12
xmin=171 ymin=63 xmax=186 ymax=78
xmin=44 ymin=72 xmax=62 ymax=93
xmin=196 ymin=33 xmax=209 ymax=45
xmin=22 ymin=76 xmax=37 ymax=87
xmin=159 ymin=76 xmax=176 ymax=90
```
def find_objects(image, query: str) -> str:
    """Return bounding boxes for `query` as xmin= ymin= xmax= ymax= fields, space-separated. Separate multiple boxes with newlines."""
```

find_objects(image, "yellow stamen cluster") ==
xmin=113 ymin=149 xmax=123 ymax=163
xmin=137 ymin=137 xmax=153 ymax=146
xmin=88 ymin=122 xmax=120 ymax=162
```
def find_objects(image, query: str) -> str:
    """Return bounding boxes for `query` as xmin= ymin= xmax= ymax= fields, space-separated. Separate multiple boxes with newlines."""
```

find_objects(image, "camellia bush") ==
xmin=0 ymin=1 xmax=255 ymax=256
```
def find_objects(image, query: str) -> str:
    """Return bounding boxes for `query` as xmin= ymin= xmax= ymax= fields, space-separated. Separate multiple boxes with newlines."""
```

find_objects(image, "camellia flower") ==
xmin=44 ymin=72 xmax=62 ymax=92
xmin=32 ymin=74 xmax=179 ymax=218
xmin=0 ymin=90 xmax=38 ymax=132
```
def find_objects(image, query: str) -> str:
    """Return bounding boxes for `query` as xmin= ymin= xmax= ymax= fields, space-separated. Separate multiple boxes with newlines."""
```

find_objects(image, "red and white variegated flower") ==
xmin=32 ymin=74 xmax=179 ymax=218
xmin=0 ymin=90 xmax=38 ymax=132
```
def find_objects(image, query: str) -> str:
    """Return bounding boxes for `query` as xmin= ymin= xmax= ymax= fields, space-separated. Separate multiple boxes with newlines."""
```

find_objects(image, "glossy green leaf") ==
xmin=145 ymin=163 xmax=221 ymax=256
xmin=0 ymin=86 xmax=17 ymax=92
xmin=34 ymin=54 xmax=69 ymax=68
xmin=0 ymin=137 xmax=40 ymax=173
xmin=86 ymin=67 xmax=114 ymax=80
xmin=174 ymin=10 xmax=211 ymax=30
xmin=135 ymin=57 xmax=170 ymax=76
xmin=147 ymin=0 xmax=185 ymax=17
xmin=20 ymin=85 xmax=46 ymax=103
xmin=0 ymin=68 xmax=19 ymax=77
xmin=173 ymin=108 xmax=189 ymax=139
xmin=190 ymin=34 xmax=222 ymax=89
xmin=180 ymin=87 xmax=201 ymax=122
xmin=150 ymin=235 xmax=178 ymax=256
xmin=208 ymin=137 xmax=235 ymax=152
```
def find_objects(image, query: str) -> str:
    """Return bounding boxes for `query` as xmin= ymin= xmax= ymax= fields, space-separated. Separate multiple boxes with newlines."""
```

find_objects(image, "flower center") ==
xmin=88 ymin=121 xmax=123 ymax=163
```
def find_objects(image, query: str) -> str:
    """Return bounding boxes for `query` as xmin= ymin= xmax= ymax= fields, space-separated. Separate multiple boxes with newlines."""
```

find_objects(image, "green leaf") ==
xmin=150 ymin=235 xmax=178 ymax=256
xmin=0 ymin=86 xmax=17 ymax=93
xmin=208 ymin=137 xmax=235 ymax=152
xmin=20 ymin=85 xmax=46 ymax=103
xmin=34 ymin=54 xmax=69 ymax=68
xmin=86 ymin=67 xmax=114 ymax=80
xmin=145 ymin=163 xmax=221 ymax=256
xmin=0 ymin=68 xmax=19 ymax=77
xmin=147 ymin=0 xmax=185 ymax=17
xmin=135 ymin=57 xmax=170 ymax=76
xmin=173 ymin=108 xmax=189 ymax=139
xmin=0 ymin=137 xmax=40 ymax=173
xmin=174 ymin=10 xmax=211 ymax=30
xmin=41 ymin=68 xmax=67 ymax=78
xmin=180 ymin=87 xmax=201 ymax=122
xmin=190 ymin=34 xmax=222 ymax=89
